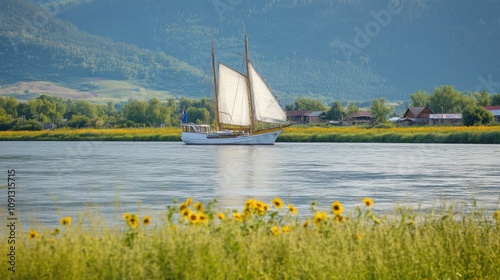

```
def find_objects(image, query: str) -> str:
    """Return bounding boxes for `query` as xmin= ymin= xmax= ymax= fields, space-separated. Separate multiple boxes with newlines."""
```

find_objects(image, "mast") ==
xmin=245 ymin=32 xmax=255 ymax=133
xmin=212 ymin=34 xmax=220 ymax=131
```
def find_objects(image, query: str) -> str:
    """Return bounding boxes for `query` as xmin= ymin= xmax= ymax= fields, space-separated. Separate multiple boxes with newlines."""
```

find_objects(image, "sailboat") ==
xmin=181 ymin=34 xmax=290 ymax=145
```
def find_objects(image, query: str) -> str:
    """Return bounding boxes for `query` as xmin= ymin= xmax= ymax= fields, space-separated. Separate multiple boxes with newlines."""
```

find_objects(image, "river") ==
xmin=0 ymin=141 xmax=498 ymax=227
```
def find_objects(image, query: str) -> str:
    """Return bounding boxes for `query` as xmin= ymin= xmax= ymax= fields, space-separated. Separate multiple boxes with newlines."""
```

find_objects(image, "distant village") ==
xmin=286 ymin=106 xmax=500 ymax=126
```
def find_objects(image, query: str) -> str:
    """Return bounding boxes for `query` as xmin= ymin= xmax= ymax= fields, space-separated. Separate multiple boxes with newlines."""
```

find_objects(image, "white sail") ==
xmin=218 ymin=63 xmax=251 ymax=127
xmin=248 ymin=63 xmax=287 ymax=124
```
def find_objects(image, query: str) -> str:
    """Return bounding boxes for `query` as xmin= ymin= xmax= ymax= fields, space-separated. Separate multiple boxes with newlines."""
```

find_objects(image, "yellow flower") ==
xmin=331 ymin=201 xmax=343 ymax=215
xmin=122 ymin=213 xmax=131 ymax=220
xmin=193 ymin=202 xmax=205 ymax=213
xmin=282 ymin=226 xmax=291 ymax=234
xmin=128 ymin=215 xmax=139 ymax=229
xmin=143 ymin=215 xmax=151 ymax=226
xmin=199 ymin=213 xmax=208 ymax=224
xmin=216 ymin=212 xmax=226 ymax=220
xmin=354 ymin=233 xmax=362 ymax=240
xmin=245 ymin=198 xmax=256 ymax=209
xmin=60 ymin=216 xmax=72 ymax=226
xmin=28 ymin=229 xmax=39 ymax=239
xmin=181 ymin=209 xmax=191 ymax=219
xmin=406 ymin=220 xmax=414 ymax=226
xmin=232 ymin=212 xmax=244 ymax=222
xmin=494 ymin=210 xmax=500 ymax=220
xmin=313 ymin=211 xmax=328 ymax=225
xmin=271 ymin=226 xmax=281 ymax=236
xmin=333 ymin=215 xmax=345 ymax=223
xmin=53 ymin=228 xmax=60 ymax=235
xmin=288 ymin=204 xmax=298 ymax=215
xmin=188 ymin=212 xmax=199 ymax=224
xmin=178 ymin=202 xmax=188 ymax=213
xmin=185 ymin=197 xmax=193 ymax=206
xmin=363 ymin=197 xmax=374 ymax=207
xmin=303 ymin=220 xmax=309 ymax=228
xmin=272 ymin=197 xmax=284 ymax=209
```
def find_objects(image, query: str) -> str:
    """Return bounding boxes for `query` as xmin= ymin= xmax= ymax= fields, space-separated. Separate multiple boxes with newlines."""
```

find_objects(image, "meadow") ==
xmin=0 ymin=125 xmax=499 ymax=143
xmin=2 ymin=198 xmax=499 ymax=279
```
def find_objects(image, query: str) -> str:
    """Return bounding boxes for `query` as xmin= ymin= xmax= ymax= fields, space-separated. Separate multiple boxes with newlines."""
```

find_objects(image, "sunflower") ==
xmin=331 ymin=201 xmax=343 ymax=215
xmin=272 ymin=197 xmax=284 ymax=209
xmin=354 ymin=233 xmax=362 ymax=240
xmin=245 ymin=198 xmax=256 ymax=210
xmin=313 ymin=211 xmax=328 ymax=225
xmin=282 ymin=226 xmax=291 ymax=234
xmin=60 ymin=216 xmax=72 ymax=226
xmin=53 ymin=228 xmax=60 ymax=235
xmin=303 ymin=220 xmax=309 ymax=228
xmin=188 ymin=212 xmax=199 ymax=224
xmin=142 ymin=215 xmax=151 ymax=226
xmin=232 ymin=212 xmax=244 ymax=222
xmin=181 ymin=209 xmax=191 ymax=219
xmin=28 ymin=229 xmax=39 ymax=239
xmin=122 ymin=213 xmax=131 ymax=220
xmin=363 ymin=197 xmax=374 ymax=207
xmin=288 ymin=204 xmax=298 ymax=215
xmin=178 ymin=202 xmax=188 ymax=213
xmin=199 ymin=213 xmax=208 ymax=224
xmin=271 ymin=226 xmax=281 ymax=236
xmin=193 ymin=202 xmax=205 ymax=213
xmin=128 ymin=215 xmax=139 ymax=229
xmin=494 ymin=210 xmax=500 ymax=221
xmin=333 ymin=215 xmax=345 ymax=223
xmin=185 ymin=197 xmax=193 ymax=207
xmin=216 ymin=212 xmax=226 ymax=220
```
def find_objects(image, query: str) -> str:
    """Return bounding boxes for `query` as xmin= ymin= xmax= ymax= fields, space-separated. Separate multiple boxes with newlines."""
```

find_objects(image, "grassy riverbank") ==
xmin=0 ymin=125 xmax=499 ymax=143
xmin=2 ymin=198 xmax=499 ymax=279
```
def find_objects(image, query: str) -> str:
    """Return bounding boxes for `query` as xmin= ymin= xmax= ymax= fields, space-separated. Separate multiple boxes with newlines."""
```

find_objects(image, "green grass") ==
xmin=2 ymin=198 xmax=499 ymax=279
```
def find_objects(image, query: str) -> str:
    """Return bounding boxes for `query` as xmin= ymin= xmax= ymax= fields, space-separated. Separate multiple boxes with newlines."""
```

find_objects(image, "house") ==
xmin=286 ymin=111 xmax=326 ymax=124
xmin=401 ymin=107 xmax=434 ymax=126
xmin=428 ymin=114 xmax=462 ymax=126
xmin=483 ymin=106 xmax=500 ymax=122
xmin=345 ymin=111 xmax=371 ymax=126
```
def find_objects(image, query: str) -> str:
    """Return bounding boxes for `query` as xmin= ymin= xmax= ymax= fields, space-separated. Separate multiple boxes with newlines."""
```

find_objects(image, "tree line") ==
xmin=0 ymin=85 xmax=498 ymax=131
xmin=0 ymin=95 xmax=215 ymax=131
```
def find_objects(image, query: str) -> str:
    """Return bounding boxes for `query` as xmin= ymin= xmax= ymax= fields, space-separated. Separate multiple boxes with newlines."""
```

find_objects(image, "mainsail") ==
xmin=248 ymin=63 xmax=288 ymax=124
xmin=217 ymin=63 xmax=251 ymax=127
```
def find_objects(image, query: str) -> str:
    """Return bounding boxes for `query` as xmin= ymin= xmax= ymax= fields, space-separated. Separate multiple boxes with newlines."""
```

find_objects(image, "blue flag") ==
xmin=181 ymin=107 xmax=187 ymax=124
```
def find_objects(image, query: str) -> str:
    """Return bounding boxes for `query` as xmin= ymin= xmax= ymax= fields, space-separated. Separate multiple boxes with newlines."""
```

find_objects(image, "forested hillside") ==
xmin=1 ymin=0 xmax=499 ymax=103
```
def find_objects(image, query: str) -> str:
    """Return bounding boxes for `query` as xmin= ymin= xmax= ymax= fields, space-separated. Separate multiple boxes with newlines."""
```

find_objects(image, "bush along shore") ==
xmin=2 ymin=198 xmax=499 ymax=279
xmin=0 ymin=126 xmax=499 ymax=143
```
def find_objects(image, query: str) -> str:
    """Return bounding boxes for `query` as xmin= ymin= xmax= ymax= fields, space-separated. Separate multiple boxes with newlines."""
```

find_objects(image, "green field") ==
xmin=2 ymin=198 xmax=499 ymax=279
xmin=0 ymin=126 xmax=499 ymax=143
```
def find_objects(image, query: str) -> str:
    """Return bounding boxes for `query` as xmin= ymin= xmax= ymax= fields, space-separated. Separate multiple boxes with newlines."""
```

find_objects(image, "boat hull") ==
xmin=181 ymin=129 xmax=282 ymax=145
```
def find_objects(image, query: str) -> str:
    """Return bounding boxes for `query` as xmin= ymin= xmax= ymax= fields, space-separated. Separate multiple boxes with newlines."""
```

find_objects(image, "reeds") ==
xmin=2 ymin=198 xmax=499 ymax=279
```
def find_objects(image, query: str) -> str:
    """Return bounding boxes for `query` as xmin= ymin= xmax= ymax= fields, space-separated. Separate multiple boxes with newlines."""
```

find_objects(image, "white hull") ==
xmin=182 ymin=130 xmax=282 ymax=145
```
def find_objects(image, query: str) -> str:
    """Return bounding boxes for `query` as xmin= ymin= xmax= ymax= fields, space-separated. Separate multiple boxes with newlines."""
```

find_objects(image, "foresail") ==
xmin=218 ymin=63 xmax=252 ymax=127
xmin=248 ymin=63 xmax=287 ymax=124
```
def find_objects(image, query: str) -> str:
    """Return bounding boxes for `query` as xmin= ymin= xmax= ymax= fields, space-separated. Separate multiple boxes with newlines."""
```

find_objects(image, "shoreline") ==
xmin=0 ymin=126 xmax=499 ymax=144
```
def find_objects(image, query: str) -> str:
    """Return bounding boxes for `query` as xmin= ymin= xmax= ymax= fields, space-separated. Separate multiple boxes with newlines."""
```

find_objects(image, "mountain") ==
xmin=1 ymin=0 xmax=500 ymax=104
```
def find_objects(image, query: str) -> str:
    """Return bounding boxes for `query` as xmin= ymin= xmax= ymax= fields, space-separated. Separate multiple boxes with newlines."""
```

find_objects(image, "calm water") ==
xmin=1 ymin=141 xmax=499 ymax=226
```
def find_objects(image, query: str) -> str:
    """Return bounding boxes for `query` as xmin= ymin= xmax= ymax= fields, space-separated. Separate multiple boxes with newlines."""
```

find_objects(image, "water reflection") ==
xmin=216 ymin=146 xmax=274 ymax=208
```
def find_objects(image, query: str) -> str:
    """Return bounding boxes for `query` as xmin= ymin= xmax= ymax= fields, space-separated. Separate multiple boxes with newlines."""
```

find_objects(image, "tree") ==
xmin=67 ymin=114 xmax=92 ymax=128
xmin=121 ymin=100 xmax=148 ymax=124
xmin=370 ymin=97 xmax=392 ymax=124
xmin=409 ymin=90 xmax=430 ymax=107
xmin=326 ymin=101 xmax=345 ymax=121
xmin=462 ymin=106 xmax=494 ymax=126
xmin=492 ymin=94 xmax=500 ymax=106
xmin=293 ymin=97 xmax=328 ymax=111
xmin=186 ymin=107 xmax=210 ymax=124
xmin=474 ymin=90 xmax=491 ymax=106
xmin=346 ymin=101 xmax=360 ymax=116
xmin=429 ymin=85 xmax=465 ymax=113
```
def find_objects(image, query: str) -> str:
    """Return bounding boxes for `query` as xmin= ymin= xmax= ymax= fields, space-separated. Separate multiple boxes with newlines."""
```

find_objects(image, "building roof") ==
xmin=346 ymin=111 xmax=371 ymax=119
xmin=286 ymin=110 xmax=325 ymax=117
xmin=429 ymin=114 xmax=462 ymax=119
xmin=483 ymin=106 xmax=500 ymax=116
xmin=403 ymin=107 xmax=433 ymax=118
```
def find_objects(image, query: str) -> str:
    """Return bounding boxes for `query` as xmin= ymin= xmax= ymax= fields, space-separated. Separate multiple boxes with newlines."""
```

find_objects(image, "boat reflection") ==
xmin=215 ymin=145 xmax=276 ymax=208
